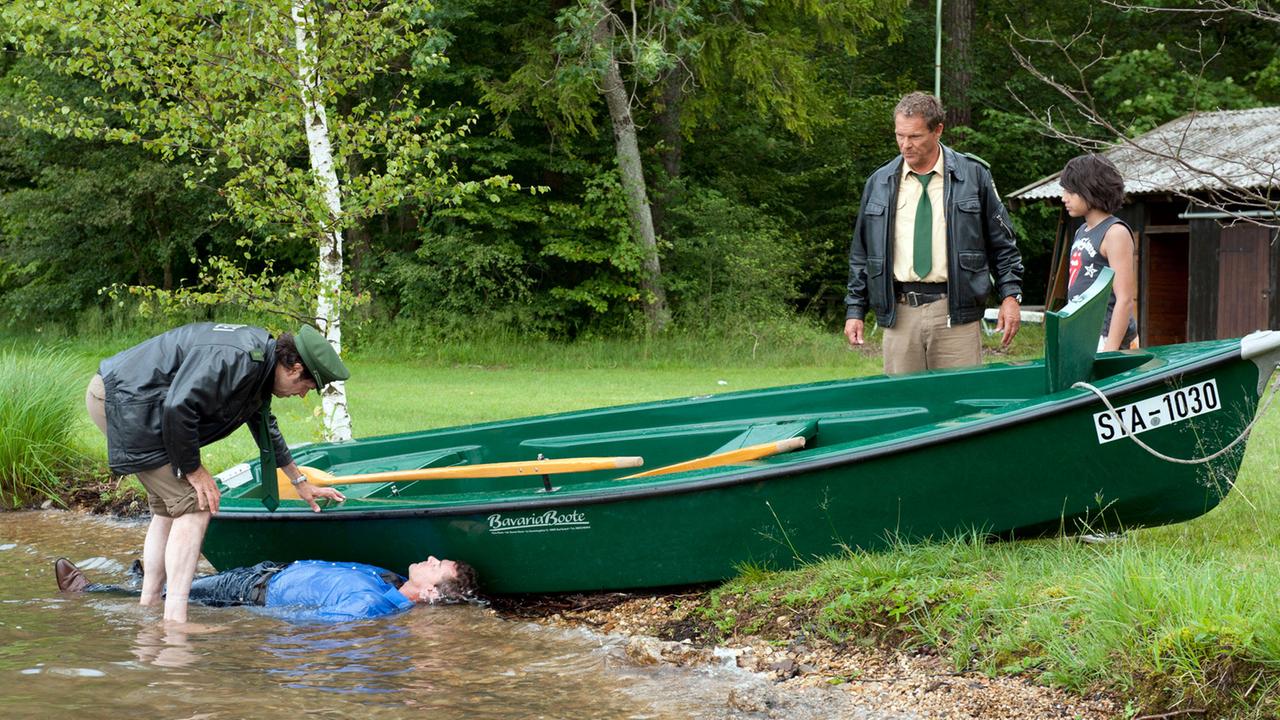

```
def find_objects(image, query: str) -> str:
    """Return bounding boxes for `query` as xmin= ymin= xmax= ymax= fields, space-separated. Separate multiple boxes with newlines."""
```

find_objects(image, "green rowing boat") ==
xmin=204 ymin=271 xmax=1280 ymax=593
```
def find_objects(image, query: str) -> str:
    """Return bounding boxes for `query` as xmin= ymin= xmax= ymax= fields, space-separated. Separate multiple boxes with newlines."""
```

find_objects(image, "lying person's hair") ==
xmin=429 ymin=561 xmax=481 ymax=605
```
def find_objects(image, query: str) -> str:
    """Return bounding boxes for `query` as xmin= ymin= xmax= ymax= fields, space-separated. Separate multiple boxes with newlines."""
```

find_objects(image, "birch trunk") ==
xmin=292 ymin=0 xmax=353 ymax=442
xmin=594 ymin=8 xmax=670 ymax=333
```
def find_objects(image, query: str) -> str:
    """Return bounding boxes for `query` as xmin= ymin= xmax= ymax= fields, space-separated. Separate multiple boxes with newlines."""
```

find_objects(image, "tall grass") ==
xmin=0 ymin=346 xmax=91 ymax=508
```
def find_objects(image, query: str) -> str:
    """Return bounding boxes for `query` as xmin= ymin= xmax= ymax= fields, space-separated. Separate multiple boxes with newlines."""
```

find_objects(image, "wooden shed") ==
xmin=1008 ymin=107 xmax=1280 ymax=345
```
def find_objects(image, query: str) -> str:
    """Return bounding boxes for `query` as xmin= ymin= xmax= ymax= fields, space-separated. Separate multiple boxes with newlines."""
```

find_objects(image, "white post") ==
xmin=293 ymin=0 xmax=353 ymax=442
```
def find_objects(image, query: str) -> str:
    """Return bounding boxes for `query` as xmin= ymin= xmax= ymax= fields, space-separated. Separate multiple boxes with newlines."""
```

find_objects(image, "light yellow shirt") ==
xmin=893 ymin=147 xmax=947 ymax=283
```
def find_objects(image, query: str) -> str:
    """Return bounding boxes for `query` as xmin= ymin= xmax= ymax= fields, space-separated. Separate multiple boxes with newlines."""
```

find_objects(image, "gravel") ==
xmin=491 ymin=591 xmax=1122 ymax=720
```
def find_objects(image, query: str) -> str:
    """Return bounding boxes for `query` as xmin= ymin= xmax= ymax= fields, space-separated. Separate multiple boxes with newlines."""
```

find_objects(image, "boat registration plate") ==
xmin=1092 ymin=379 xmax=1221 ymax=444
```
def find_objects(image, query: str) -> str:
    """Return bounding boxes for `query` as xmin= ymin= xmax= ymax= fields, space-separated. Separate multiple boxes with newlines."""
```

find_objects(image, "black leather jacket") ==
xmin=98 ymin=323 xmax=293 ymax=475
xmin=845 ymin=144 xmax=1024 ymax=327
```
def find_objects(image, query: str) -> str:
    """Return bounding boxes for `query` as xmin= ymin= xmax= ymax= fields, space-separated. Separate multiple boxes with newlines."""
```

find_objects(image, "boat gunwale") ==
xmin=213 ymin=343 xmax=1248 ymax=523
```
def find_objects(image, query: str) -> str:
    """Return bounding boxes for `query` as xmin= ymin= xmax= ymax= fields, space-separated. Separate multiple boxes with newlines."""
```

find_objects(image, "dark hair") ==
xmin=894 ymin=92 xmax=945 ymax=130
xmin=431 ymin=561 xmax=480 ymax=605
xmin=1060 ymin=154 xmax=1126 ymax=214
xmin=274 ymin=333 xmax=316 ymax=384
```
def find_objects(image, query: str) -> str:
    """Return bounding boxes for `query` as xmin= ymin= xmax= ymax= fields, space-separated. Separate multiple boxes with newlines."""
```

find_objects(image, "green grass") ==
xmin=0 ymin=346 xmax=94 ymax=508
xmin=701 ymin=409 xmax=1280 ymax=718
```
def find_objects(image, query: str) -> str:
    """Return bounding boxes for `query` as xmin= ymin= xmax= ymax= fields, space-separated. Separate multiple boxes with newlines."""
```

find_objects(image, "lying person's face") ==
xmin=408 ymin=556 xmax=461 ymax=602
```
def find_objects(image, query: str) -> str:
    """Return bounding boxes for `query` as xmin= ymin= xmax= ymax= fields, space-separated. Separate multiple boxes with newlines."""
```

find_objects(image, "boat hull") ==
xmin=204 ymin=338 xmax=1275 ymax=593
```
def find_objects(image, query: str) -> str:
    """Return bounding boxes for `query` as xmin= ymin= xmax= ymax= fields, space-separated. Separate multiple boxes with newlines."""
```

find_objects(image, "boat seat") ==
xmin=325 ymin=445 xmax=481 ymax=478
xmin=520 ymin=417 xmax=819 ymax=458
xmin=276 ymin=445 xmax=483 ymax=500
xmin=616 ymin=420 xmax=816 ymax=480
xmin=708 ymin=419 xmax=817 ymax=454
xmin=1044 ymin=267 xmax=1113 ymax=395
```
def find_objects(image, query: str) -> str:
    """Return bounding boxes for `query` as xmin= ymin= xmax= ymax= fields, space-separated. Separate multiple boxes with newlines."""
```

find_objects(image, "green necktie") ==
xmin=258 ymin=405 xmax=279 ymax=512
xmin=913 ymin=172 xmax=934 ymax=279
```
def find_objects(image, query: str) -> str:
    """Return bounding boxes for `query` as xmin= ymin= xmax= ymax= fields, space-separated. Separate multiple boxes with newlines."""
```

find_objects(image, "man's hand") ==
xmin=294 ymin=480 xmax=346 ymax=513
xmin=186 ymin=466 xmax=220 ymax=514
xmin=844 ymin=318 xmax=865 ymax=347
xmin=995 ymin=296 xmax=1022 ymax=348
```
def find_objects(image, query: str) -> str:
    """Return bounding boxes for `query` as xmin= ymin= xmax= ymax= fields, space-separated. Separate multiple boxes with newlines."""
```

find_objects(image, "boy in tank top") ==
xmin=1060 ymin=154 xmax=1138 ymax=351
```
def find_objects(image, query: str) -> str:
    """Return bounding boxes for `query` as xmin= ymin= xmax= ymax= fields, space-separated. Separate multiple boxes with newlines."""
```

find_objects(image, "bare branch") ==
xmin=1007 ymin=8 xmax=1279 ymax=229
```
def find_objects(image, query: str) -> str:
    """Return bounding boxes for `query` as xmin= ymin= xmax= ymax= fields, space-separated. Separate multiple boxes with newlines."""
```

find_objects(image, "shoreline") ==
xmin=35 ymin=499 xmax=1124 ymax=718
xmin=489 ymin=589 xmax=1122 ymax=720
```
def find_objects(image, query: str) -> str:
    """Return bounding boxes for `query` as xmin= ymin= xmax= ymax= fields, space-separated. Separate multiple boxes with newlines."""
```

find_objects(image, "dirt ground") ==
xmin=489 ymin=590 xmax=1123 ymax=720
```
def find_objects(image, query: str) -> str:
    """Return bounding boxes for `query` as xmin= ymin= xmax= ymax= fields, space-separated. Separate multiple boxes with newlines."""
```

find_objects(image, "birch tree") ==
xmin=3 ymin=0 xmax=511 ymax=440
xmin=291 ymin=0 xmax=350 ymax=439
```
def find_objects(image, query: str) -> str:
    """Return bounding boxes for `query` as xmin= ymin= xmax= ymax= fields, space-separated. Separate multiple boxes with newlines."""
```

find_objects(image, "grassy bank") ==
xmin=0 ymin=346 xmax=99 ymax=508
xmin=699 ymin=410 xmax=1280 ymax=718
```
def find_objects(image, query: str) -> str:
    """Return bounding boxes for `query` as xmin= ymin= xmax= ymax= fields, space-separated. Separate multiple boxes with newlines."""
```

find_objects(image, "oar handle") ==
xmin=277 ymin=455 xmax=644 ymax=490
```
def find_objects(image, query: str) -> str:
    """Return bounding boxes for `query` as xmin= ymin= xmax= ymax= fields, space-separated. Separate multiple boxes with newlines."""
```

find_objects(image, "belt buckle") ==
xmin=904 ymin=291 xmax=922 ymax=307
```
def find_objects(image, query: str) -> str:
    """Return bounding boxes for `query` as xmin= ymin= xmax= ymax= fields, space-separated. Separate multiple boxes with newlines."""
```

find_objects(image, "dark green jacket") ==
xmin=98 ymin=322 xmax=292 ymax=475
xmin=845 ymin=144 xmax=1024 ymax=327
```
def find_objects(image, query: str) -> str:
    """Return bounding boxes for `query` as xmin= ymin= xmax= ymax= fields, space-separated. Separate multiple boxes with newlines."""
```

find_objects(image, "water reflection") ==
xmin=131 ymin=624 xmax=202 ymax=669
xmin=3 ymin=511 xmax=866 ymax=720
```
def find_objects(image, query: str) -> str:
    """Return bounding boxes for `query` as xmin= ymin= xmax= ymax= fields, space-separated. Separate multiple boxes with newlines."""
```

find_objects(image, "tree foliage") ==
xmin=1 ymin=0 xmax=1276 ymax=337
xmin=1 ymin=0 xmax=511 ymax=320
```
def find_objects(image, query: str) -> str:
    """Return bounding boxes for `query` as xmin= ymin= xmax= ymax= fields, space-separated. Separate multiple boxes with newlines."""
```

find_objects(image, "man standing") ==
xmin=844 ymin=92 xmax=1024 ymax=374
xmin=85 ymin=322 xmax=350 ymax=624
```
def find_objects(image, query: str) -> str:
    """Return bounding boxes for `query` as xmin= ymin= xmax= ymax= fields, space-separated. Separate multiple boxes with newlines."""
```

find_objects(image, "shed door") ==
xmin=1217 ymin=225 xmax=1271 ymax=338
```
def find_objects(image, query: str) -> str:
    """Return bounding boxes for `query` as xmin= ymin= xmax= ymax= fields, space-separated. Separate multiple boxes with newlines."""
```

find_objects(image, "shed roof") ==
xmin=1008 ymin=107 xmax=1280 ymax=201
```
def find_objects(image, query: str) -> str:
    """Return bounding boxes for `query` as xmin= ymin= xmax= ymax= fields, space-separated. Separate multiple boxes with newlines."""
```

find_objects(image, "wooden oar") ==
xmin=617 ymin=437 xmax=806 ymax=480
xmin=275 ymin=455 xmax=644 ymax=498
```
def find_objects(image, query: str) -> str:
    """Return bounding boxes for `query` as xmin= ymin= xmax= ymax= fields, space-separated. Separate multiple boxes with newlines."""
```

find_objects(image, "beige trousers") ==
xmin=881 ymin=300 xmax=982 ymax=375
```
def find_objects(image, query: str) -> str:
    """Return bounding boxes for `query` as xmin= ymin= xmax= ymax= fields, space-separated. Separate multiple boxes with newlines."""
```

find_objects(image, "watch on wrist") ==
xmin=1009 ymin=293 xmax=1022 ymax=303
xmin=289 ymin=475 xmax=307 ymax=486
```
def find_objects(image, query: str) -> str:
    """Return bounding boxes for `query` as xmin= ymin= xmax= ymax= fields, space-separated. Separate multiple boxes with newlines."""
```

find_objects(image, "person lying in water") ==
xmin=54 ymin=555 xmax=479 ymax=622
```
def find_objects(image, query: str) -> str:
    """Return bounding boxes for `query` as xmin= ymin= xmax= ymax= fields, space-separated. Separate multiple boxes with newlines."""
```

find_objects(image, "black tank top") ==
xmin=1066 ymin=215 xmax=1138 ymax=347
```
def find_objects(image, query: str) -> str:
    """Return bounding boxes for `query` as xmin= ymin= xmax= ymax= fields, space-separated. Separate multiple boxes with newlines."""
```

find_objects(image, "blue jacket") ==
xmin=264 ymin=561 xmax=415 ymax=621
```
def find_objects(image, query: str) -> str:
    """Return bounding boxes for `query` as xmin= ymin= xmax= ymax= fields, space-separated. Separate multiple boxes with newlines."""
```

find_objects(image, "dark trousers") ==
xmin=84 ymin=561 xmax=284 ymax=607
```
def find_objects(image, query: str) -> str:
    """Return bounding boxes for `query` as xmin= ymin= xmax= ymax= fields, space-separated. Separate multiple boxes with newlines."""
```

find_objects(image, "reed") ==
xmin=0 ymin=347 xmax=90 ymax=508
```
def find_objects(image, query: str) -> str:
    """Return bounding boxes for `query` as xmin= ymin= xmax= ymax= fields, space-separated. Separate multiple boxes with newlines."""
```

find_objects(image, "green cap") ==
xmin=294 ymin=325 xmax=350 ymax=389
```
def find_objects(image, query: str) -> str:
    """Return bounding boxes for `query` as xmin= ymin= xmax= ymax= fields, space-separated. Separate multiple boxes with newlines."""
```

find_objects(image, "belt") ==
xmin=250 ymin=563 xmax=285 ymax=605
xmin=895 ymin=282 xmax=946 ymax=307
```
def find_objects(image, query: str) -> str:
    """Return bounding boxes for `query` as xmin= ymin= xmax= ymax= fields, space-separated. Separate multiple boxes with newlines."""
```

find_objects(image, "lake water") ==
xmin=0 ymin=510 xmax=905 ymax=720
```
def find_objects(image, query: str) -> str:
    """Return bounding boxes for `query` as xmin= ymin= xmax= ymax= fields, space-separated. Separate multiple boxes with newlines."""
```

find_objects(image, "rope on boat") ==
xmin=1073 ymin=372 xmax=1280 ymax=465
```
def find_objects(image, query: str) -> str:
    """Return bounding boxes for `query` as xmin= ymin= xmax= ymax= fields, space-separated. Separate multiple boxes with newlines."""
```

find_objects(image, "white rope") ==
xmin=1072 ymin=371 xmax=1280 ymax=465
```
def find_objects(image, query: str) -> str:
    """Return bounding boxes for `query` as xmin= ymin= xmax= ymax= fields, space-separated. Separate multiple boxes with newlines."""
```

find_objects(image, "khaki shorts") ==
xmin=86 ymin=374 xmax=200 ymax=518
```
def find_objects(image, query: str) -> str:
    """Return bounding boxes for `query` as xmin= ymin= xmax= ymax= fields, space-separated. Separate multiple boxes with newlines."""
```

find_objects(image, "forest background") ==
xmin=0 ymin=0 xmax=1276 ymax=345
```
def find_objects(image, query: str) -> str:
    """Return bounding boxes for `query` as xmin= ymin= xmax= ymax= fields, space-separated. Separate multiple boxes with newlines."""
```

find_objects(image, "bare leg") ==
xmin=161 ymin=511 xmax=211 ymax=624
xmin=140 ymin=515 xmax=173 ymax=607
